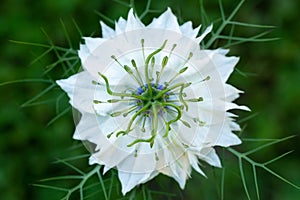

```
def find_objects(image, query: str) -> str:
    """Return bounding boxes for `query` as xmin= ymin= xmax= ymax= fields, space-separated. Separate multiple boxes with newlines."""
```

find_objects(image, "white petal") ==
xmin=225 ymin=102 xmax=250 ymax=111
xmin=118 ymin=171 xmax=152 ymax=195
xmin=212 ymin=53 xmax=239 ymax=83
xmin=148 ymin=7 xmax=181 ymax=32
xmin=56 ymin=71 xmax=120 ymax=115
xmin=180 ymin=21 xmax=200 ymax=38
xmin=117 ymin=143 xmax=156 ymax=173
xmin=224 ymin=84 xmax=243 ymax=101
xmin=198 ymin=148 xmax=221 ymax=167
xmin=196 ymin=24 xmax=213 ymax=44
xmin=90 ymin=137 xmax=134 ymax=171
xmin=215 ymin=48 xmax=230 ymax=55
xmin=203 ymin=118 xmax=241 ymax=147
xmin=73 ymin=113 xmax=107 ymax=144
xmin=187 ymin=152 xmax=206 ymax=177
xmin=156 ymin=135 xmax=190 ymax=189
xmin=83 ymin=37 xmax=105 ymax=52
xmin=187 ymin=49 xmax=239 ymax=83
xmin=125 ymin=9 xmax=145 ymax=31
xmin=230 ymin=120 xmax=241 ymax=131
xmin=100 ymin=21 xmax=115 ymax=38
xmin=215 ymin=130 xmax=242 ymax=147
xmin=115 ymin=144 xmax=159 ymax=195
xmin=78 ymin=44 xmax=90 ymax=64
xmin=115 ymin=17 xmax=127 ymax=34
xmin=103 ymin=165 xmax=111 ymax=174
xmin=56 ymin=71 xmax=98 ymax=113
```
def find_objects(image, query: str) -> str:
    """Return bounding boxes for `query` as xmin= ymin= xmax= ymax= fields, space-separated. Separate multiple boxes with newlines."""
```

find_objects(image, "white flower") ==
xmin=56 ymin=8 xmax=249 ymax=195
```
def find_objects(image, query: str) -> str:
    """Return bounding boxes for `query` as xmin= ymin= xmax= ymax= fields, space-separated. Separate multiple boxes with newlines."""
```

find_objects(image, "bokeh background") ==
xmin=1 ymin=0 xmax=299 ymax=199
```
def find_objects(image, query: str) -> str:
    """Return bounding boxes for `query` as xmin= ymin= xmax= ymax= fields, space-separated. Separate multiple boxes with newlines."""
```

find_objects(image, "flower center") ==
xmin=138 ymin=83 xmax=165 ymax=104
xmin=93 ymin=39 xmax=206 ymax=148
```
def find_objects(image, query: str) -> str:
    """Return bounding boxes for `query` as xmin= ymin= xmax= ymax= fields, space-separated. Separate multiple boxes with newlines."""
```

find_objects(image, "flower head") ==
xmin=57 ymin=8 xmax=249 ymax=195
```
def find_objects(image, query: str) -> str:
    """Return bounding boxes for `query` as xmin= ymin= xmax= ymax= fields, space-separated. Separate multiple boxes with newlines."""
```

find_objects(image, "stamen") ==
xmin=131 ymin=59 xmax=144 ymax=87
xmin=193 ymin=118 xmax=206 ymax=126
xmin=130 ymin=114 xmax=145 ymax=130
xmin=111 ymin=55 xmax=143 ymax=86
xmin=150 ymin=103 xmax=159 ymax=147
xmin=179 ymin=84 xmax=189 ymax=111
xmin=110 ymin=105 xmax=138 ymax=117
xmin=115 ymin=102 xmax=151 ymax=137
xmin=134 ymin=149 xmax=138 ymax=157
xmin=167 ymin=97 xmax=203 ymax=103
xmin=141 ymin=39 xmax=145 ymax=61
xmin=111 ymin=55 xmax=123 ymax=67
xmin=92 ymin=80 xmax=101 ymax=85
xmin=162 ymin=102 xmax=182 ymax=137
xmin=156 ymin=56 xmax=169 ymax=85
xmin=180 ymin=119 xmax=191 ymax=128
xmin=144 ymin=40 xmax=168 ymax=98
xmin=98 ymin=72 xmax=147 ymax=101
xmin=154 ymin=82 xmax=191 ymax=100
xmin=141 ymin=114 xmax=147 ymax=132
xmin=201 ymin=76 xmax=210 ymax=82
xmin=93 ymin=100 xmax=104 ymax=104
xmin=155 ymin=153 xmax=159 ymax=161
xmin=124 ymin=64 xmax=143 ymax=86
xmin=150 ymin=57 xmax=155 ymax=81
xmin=166 ymin=66 xmax=189 ymax=85
xmin=161 ymin=113 xmax=171 ymax=138
xmin=168 ymin=44 xmax=177 ymax=58
xmin=186 ymin=97 xmax=203 ymax=102
xmin=107 ymin=132 xmax=114 ymax=138
xmin=123 ymin=105 xmax=140 ymax=117
xmin=107 ymin=99 xmax=136 ymax=103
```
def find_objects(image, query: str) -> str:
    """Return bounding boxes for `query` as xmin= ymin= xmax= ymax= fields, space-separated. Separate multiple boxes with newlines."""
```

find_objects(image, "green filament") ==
xmin=144 ymin=40 xmax=167 ymax=97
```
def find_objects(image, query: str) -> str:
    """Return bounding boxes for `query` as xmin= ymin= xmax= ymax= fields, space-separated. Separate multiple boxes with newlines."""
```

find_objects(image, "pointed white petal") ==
xmin=215 ymin=130 xmax=242 ymax=147
xmin=229 ymin=120 xmax=241 ymax=131
xmin=56 ymin=71 xmax=98 ymax=113
xmin=225 ymin=102 xmax=250 ymax=111
xmin=125 ymin=9 xmax=145 ymax=31
xmin=115 ymin=17 xmax=127 ymax=34
xmin=56 ymin=71 xmax=120 ymax=115
xmin=198 ymin=148 xmax=221 ymax=167
xmin=90 ymin=139 xmax=133 ymax=171
xmin=148 ymin=7 xmax=181 ymax=32
xmin=196 ymin=24 xmax=213 ymax=43
xmin=83 ymin=37 xmax=105 ymax=52
xmin=187 ymin=152 xmax=206 ymax=177
xmin=78 ymin=44 xmax=90 ymax=64
xmin=188 ymin=49 xmax=239 ymax=83
xmin=215 ymin=48 xmax=230 ymax=55
xmin=118 ymin=171 xmax=153 ymax=195
xmin=213 ymin=55 xmax=239 ymax=83
xmin=73 ymin=113 xmax=107 ymax=144
xmin=100 ymin=21 xmax=115 ymax=38
xmin=224 ymin=84 xmax=243 ymax=101
xmin=103 ymin=165 xmax=111 ymax=174
xmin=180 ymin=21 xmax=201 ymax=38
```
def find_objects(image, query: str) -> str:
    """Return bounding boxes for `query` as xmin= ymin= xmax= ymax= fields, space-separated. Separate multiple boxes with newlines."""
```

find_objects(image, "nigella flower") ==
xmin=57 ymin=8 xmax=249 ymax=195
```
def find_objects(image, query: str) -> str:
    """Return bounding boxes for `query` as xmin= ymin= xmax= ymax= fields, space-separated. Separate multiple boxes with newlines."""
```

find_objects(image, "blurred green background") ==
xmin=1 ymin=0 xmax=299 ymax=199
